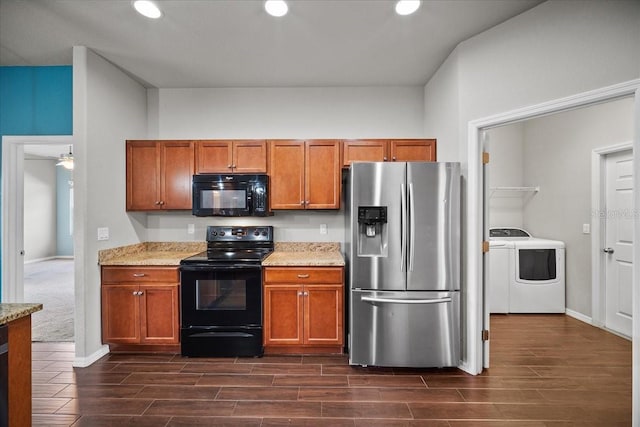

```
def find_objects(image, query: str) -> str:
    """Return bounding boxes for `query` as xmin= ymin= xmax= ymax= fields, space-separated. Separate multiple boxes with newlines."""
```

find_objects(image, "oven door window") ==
xmin=197 ymin=279 xmax=246 ymax=311
xmin=181 ymin=267 xmax=262 ymax=327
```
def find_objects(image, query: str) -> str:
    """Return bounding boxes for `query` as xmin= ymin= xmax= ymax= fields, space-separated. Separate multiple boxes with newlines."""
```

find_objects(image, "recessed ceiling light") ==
xmin=395 ymin=0 xmax=420 ymax=16
xmin=265 ymin=0 xmax=288 ymax=17
xmin=133 ymin=0 xmax=163 ymax=19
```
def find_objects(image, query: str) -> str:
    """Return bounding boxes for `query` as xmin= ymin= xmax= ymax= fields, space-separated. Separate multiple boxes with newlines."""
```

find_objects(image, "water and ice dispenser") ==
xmin=357 ymin=206 xmax=388 ymax=257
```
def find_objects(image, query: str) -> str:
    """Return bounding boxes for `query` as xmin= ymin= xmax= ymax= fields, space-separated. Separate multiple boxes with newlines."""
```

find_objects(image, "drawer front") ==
xmin=102 ymin=266 xmax=179 ymax=283
xmin=264 ymin=267 xmax=343 ymax=284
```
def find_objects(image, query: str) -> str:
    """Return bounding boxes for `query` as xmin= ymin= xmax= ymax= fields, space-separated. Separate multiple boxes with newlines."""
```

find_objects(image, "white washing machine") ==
xmin=489 ymin=228 xmax=566 ymax=313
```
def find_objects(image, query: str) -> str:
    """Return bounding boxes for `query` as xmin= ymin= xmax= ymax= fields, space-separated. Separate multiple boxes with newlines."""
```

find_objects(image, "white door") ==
xmin=604 ymin=149 xmax=633 ymax=337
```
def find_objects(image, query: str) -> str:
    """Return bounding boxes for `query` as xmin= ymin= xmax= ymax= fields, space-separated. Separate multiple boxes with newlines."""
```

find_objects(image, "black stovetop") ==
xmin=180 ymin=225 xmax=274 ymax=265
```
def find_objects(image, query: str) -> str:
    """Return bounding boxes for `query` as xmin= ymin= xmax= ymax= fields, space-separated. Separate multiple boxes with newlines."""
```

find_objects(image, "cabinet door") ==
xmin=160 ymin=140 xmax=194 ymax=209
xmin=233 ymin=140 xmax=268 ymax=173
xmin=269 ymin=140 xmax=306 ymax=210
xmin=304 ymin=284 xmax=344 ymax=346
xmin=139 ymin=284 xmax=180 ymax=344
xmin=306 ymin=140 xmax=341 ymax=209
xmin=102 ymin=285 xmax=140 ymax=344
xmin=195 ymin=140 xmax=233 ymax=174
xmin=343 ymin=139 xmax=388 ymax=167
xmin=263 ymin=284 xmax=303 ymax=345
xmin=126 ymin=140 xmax=160 ymax=211
xmin=390 ymin=139 xmax=437 ymax=162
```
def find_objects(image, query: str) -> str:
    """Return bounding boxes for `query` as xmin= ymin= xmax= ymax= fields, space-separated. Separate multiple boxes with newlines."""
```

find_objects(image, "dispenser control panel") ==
xmin=358 ymin=206 xmax=387 ymax=224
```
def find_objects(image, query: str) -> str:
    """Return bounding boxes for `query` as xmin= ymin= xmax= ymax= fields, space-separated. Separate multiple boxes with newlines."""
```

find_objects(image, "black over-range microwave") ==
xmin=192 ymin=174 xmax=270 ymax=217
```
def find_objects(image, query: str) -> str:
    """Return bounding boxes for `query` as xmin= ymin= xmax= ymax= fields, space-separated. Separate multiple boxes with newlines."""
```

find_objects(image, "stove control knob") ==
xmin=211 ymin=231 xmax=217 ymax=236
xmin=262 ymin=231 xmax=268 ymax=236
xmin=253 ymin=230 xmax=260 ymax=236
xmin=219 ymin=231 xmax=225 ymax=236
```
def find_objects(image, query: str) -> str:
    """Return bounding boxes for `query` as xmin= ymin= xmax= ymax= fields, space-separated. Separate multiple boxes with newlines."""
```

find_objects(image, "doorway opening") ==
xmin=1 ymin=135 xmax=75 ymax=343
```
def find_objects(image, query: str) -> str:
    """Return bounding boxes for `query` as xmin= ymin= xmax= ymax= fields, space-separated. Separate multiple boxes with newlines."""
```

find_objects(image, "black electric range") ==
xmin=179 ymin=225 xmax=273 ymax=357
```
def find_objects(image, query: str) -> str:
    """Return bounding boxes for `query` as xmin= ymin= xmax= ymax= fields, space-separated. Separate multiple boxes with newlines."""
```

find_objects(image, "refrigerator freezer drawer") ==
xmin=349 ymin=290 xmax=460 ymax=368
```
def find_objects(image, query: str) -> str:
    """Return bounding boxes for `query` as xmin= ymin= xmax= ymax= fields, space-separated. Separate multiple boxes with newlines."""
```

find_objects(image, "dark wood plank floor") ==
xmin=32 ymin=314 xmax=631 ymax=426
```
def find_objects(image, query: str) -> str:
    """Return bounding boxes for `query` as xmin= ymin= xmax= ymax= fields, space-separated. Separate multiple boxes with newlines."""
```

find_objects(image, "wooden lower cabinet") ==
xmin=101 ymin=266 xmax=180 ymax=350
xmin=263 ymin=267 xmax=344 ymax=354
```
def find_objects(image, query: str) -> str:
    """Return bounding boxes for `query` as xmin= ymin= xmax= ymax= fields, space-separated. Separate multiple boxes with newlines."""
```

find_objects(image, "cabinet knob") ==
xmin=138 ymin=291 xmax=144 ymax=296
xmin=132 ymin=291 xmax=137 ymax=295
xmin=304 ymin=291 xmax=309 ymax=296
xmin=298 ymin=291 xmax=303 ymax=296
xmin=306 ymin=200 xmax=310 ymax=205
xmin=297 ymin=274 xmax=310 ymax=279
xmin=132 ymin=273 xmax=145 ymax=277
xmin=383 ymin=157 xmax=388 ymax=161
xmin=392 ymin=157 xmax=396 ymax=161
xmin=300 ymin=201 xmax=305 ymax=205
xmin=232 ymin=164 xmax=236 ymax=169
xmin=228 ymin=164 xmax=233 ymax=169
xmin=155 ymin=201 xmax=161 ymax=205
xmin=159 ymin=201 xmax=165 ymax=206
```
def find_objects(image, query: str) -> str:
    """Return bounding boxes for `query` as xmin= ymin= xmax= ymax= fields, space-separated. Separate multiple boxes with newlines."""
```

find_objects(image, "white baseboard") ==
xmin=72 ymin=345 xmax=109 ymax=368
xmin=24 ymin=255 xmax=75 ymax=264
xmin=565 ymin=308 xmax=593 ymax=325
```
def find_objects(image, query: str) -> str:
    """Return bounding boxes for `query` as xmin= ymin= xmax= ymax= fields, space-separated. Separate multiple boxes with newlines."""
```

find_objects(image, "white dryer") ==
xmin=489 ymin=228 xmax=566 ymax=314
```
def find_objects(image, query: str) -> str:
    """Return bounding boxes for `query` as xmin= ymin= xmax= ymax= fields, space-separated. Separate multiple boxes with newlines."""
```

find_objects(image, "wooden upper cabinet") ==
xmin=160 ymin=141 xmax=195 ymax=209
xmin=126 ymin=140 xmax=194 ymax=211
xmin=390 ymin=139 xmax=436 ymax=162
xmin=195 ymin=140 xmax=267 ymax=174
xmin=269 ymin=140 xmax=306 ymax=209
xmin=342 ymin=139 xmax=437 ymax=166
xmin=126 ymin=141 xmax=160 ymax=210
xmin=343 ymin=139 xmax=389 ymax=166
xmin=269 ymin=140 xmax=341 ymax=210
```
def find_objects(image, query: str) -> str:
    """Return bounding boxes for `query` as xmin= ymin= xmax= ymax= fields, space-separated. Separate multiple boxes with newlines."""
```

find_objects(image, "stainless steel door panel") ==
xmin=406 ymin=162 xmax=460 ymax=291
xmin=349 ymin=290 xmax=460 ymax=367
xmin=349 ymin=162 xmax=406 ymax=291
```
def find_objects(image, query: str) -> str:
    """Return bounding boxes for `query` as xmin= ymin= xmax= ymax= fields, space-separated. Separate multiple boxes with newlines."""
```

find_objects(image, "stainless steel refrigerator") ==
xmin=346 ymin=161 xmax=460 ymax=367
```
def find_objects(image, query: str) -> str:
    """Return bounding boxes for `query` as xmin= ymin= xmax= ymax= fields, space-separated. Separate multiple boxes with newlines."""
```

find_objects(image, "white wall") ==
xmin=144 ymin=86 xmax=426 ymax=243
xmin=23 ymin=159 xmax=57 ymax=261
xmin=425 ymin=0 xmax=640 ymax=160
xmin=73 ymin=46 xmax=148 ymax=361
xmin=487 ymin=123 xmax=525 ymax=228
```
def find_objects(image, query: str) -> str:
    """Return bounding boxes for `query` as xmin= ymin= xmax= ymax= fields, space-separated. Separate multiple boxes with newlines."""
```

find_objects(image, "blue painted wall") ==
xmin=0 ymin=65 xmax=73 ymax=298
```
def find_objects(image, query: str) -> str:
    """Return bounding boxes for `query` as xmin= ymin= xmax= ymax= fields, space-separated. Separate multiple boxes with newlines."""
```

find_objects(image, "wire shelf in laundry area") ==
xmin=489 ymin=186 xmax=540 ymax=198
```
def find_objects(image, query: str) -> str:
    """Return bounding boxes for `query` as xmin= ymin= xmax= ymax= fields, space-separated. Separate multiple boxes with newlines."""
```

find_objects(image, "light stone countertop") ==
xmin=0 ymin=303 xmax=43 ymax=325
xmin=98 ymin=241 xmax=344 ymax=267
xmin=99 ymin=242 xmax=205 ymax=266
xmin=262 ymin=242 xmax=345 ymax=266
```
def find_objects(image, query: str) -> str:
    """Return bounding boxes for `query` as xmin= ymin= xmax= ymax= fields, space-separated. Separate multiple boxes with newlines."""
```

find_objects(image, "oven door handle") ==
xmin=180 ymin=264 xmax=263 ymax=271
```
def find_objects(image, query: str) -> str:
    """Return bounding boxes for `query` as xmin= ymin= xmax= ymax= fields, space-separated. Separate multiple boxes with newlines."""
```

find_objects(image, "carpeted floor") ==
xmin=23 ymin=258 xmax=74 ymax=342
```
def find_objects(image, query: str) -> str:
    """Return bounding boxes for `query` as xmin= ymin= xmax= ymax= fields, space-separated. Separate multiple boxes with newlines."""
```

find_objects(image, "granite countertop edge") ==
xmin=0 ymin=303 xmax=43 ymax=325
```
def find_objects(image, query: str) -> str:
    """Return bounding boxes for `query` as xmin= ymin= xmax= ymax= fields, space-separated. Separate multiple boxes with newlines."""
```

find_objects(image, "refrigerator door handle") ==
xmin=401 ymin=183 xmax=407 ymax=271
xmin=361 ymin=296 xmax=453 ymax=305
xmin=408 ymin=182 xmax=415 ymax=271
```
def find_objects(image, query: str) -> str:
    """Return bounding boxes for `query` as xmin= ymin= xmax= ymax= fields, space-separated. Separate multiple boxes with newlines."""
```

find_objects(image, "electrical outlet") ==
xmin=320 ymin=224 xmax=328 ymax=235
xmin=187 ymin=224 xmax=195 ymax=234
xmin=582 ymin=223 xmax=590 ymax=234
xmin=97 ymin=227 xmax=109 ymax=241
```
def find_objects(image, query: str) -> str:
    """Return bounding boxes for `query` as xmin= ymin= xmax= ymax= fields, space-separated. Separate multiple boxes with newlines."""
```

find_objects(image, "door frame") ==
xmin=591 ymin=142 xmax=633 ymax=331
xmin=466 ymin=79 xmax=639 ymax=377
xmin=1 ymin=134 xmax=72 ymax=302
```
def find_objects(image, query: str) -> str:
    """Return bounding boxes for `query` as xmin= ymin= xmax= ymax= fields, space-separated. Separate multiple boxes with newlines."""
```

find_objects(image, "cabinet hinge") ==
xmin=482 ymin=152 xmax=490 ymax=164
xmin=482 ymin=329 xmax=489 ymax=341
xmin=482 ymin=240 xmax=490 ymax=253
